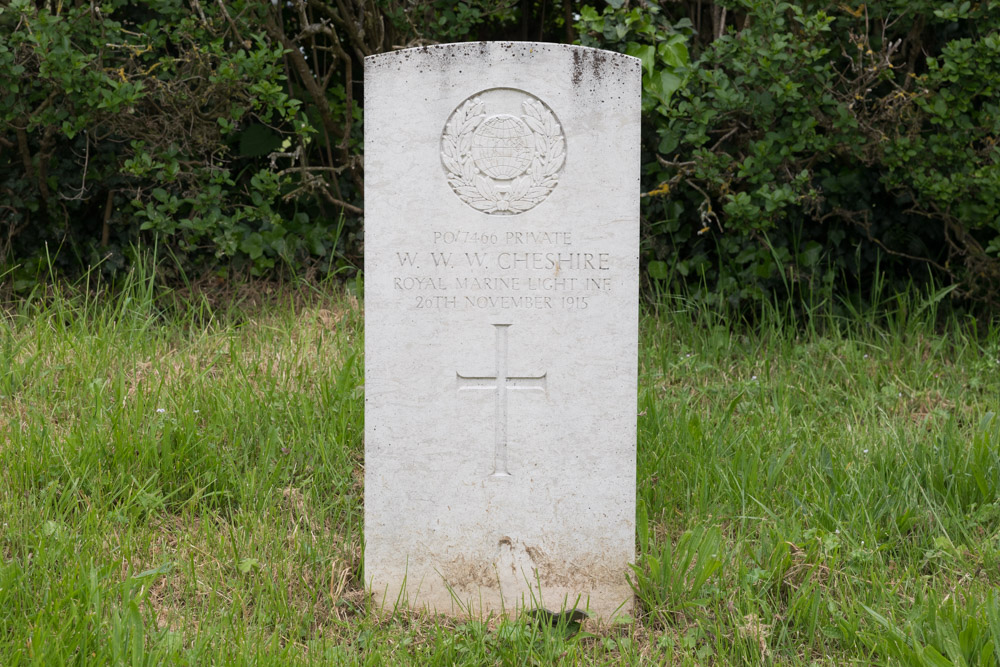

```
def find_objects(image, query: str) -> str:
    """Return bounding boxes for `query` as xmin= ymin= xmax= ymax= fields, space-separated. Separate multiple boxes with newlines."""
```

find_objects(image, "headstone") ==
xmin=364 ymin=42 xmax=640 ymax=620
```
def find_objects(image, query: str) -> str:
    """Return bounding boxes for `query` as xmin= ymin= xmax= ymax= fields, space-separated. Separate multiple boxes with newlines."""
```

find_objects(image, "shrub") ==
xmin=0 ymin=0 xmax=321 ymax=283
xmin=578 ymin=0 xmax=1000 ymax=312
xmin=3 ymin=0 xmax=999 ymax=316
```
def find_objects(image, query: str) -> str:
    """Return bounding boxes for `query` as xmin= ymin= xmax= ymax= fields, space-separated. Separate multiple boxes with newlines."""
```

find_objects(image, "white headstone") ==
xmin=364 ymin=42 xmax=640 ymax=620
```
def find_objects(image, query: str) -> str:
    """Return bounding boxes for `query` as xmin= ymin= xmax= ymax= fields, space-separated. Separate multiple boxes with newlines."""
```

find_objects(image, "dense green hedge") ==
xmin=0 ymin=0 xmax=378 ymax=287
xmin=2 ymin=1 xmax=999 ymax=312
xmin=577 ymin=0 xmax=1000 ymax=311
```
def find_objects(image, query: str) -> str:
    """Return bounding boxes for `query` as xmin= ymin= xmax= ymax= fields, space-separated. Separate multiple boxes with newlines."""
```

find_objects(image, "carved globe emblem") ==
xmin=441 ymin=89 xmax=564 ymax=215
xmin=470 ymin=115 xmax=534 ymax=180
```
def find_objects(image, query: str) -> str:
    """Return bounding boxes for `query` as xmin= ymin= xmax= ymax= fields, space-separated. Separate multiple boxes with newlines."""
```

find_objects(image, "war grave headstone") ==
xmin=364 ymin=42 xmax=640 ymax=620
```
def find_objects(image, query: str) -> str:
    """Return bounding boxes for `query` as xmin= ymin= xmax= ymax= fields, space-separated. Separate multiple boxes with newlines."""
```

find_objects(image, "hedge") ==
xmin=2 ymin=0 xmax=998 ymax=313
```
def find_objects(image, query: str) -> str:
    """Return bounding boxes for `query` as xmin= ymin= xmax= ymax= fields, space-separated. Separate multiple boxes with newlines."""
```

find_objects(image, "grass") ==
xmin=1 ymin=269 xmax=999 ymax=664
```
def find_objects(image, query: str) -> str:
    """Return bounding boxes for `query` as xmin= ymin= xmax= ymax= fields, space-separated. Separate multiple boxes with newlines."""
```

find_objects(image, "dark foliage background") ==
xmin=1 ymin=0 xmax=998 ymax=314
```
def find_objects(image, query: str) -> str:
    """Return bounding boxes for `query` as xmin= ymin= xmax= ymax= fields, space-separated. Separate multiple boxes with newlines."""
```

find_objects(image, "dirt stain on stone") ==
xmin=571 ymin=49 xmax=611 ymax=87
xmin=571 ymin=49 xmax=583 ymax=86
xmin=591 ymin=51 xmax=607 ymax=80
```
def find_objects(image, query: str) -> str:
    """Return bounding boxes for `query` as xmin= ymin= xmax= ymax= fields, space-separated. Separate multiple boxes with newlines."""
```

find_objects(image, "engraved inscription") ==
xmin=393 ymin=228 xmax=617 ymax=311
xmin=456 ymin=324 xmax=546 ymax=477
xmin=441 ymin=89 xmax=564 ymax=215
xmin=433 ymin=231 xmax=572 ymax=245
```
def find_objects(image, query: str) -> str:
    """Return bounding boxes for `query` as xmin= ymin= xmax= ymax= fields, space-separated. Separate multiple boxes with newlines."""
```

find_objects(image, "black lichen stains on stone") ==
xmin=591 ymin=50 xmax=607 ymax=80
xmin=570 ymin=47 xmax=629 ymax=88
xmin=368 ymin=43 xmax=640 ymax=86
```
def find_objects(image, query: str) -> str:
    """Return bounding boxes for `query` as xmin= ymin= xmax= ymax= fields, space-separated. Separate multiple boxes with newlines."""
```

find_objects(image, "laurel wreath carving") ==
xmin=441 ymin=97 xmax=565 ymax=214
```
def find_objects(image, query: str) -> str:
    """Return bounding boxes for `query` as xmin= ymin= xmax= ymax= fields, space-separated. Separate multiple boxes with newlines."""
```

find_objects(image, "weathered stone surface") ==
xmin=364 ymin=42 xmax=640 ymax=620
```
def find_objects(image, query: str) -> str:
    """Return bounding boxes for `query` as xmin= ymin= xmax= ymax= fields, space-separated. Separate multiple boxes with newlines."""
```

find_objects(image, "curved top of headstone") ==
xmin=365 ymin=42 xmax=639 ymax=88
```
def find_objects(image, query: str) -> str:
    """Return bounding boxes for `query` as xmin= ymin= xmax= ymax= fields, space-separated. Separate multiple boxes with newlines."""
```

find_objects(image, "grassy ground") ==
xmin=1 ymin=274 xmax=999 ymax=665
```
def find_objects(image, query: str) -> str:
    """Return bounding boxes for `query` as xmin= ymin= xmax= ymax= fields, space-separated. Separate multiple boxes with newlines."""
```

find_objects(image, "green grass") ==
xmin=2 ymin=271 xmax=999 ymax=664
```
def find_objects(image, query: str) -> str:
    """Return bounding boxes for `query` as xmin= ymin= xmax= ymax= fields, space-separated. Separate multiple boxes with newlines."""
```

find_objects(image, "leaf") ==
xmin=470 ymin=199 xmax=495 ymax=211
xmin=530 ymin=157 xmax=545 ymax=179
xmin=916 ymin=644 xmax=955 ymax=667
xmin=522 ymin=99 xmax=542 ymax=121
xmin=658 ymin=35 xmax=690 ymax=69
xmin=547 ymin=145 xmax=566 ymax=173
xmin=522 ymin=115 xmax=545 ymax=135
xmin=460 ymin=114 xmax=485 ymax=135
xmin=534 ymin=132 xmax=548 ymax=156
xmin=626 ymin=43 xmax=657 ymax=77
xmin=442 ymin=155 xmax=462 ymax=175
xmin=986 ymin=593 xmax=1000 ymax=651
xmin=648 ymin=260 xmax=670 ymax=280
xmin=544 ymin=154 xmax=565 ymax=176
xmin=462 ymin=155 xmax=477 ymax=181
xmin=240 ymin=233 xmax=265 ymax=260
xmin=862 ymin=605 xmax=910 ymax=645
xmin=458 ymin=132 xmax=473 ymax=156
xmin=237 ymin=557 xmax=259 ymax=574
xmin=658 ymin=130 xmax=680 ymax=154
xmin=508 ymin=176 xmax=530 ymax=200
xmin=548 ymin=137 xmax=565 ymax=161
xmin=475 ymin=175 xmax=496 ymax=200
xmin=467 ymin=100 xmax=484 ymax=120
xmin=933 ymin=617 xmax=966 ymax=667
xmin=658 ymin=71 xmax=684 ymax=102
xmin=441 ymin=136 xmax=457 ymax=158
xmin=134 ymin=561 xmax=175 ymax=579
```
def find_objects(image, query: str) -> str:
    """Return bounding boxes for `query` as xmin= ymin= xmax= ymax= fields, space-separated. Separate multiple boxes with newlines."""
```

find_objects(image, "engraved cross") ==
xmin=456 ymin=324 xmax=547 ymax=477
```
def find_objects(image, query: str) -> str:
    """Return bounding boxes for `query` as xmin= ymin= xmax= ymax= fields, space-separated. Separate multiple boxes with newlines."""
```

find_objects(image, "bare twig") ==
xmin=101 ymin=190 xmax=114 ymax=247
xmin=684 ymin=178 xmax=722 ymax=232
xmin=189 ymin=0 xmax=208 ymax=26
xmin=710 ymin=126 xmax=740 ymax=152
xmin=713 ymin=5 xmax=727 ymax=39
xmin=214 ymin=0 xmax=244 ymax=44
xmin=657 ymin=156 xmax=697 ymax=169
xmin=319 ymin=189 xmax=364 ymax=215
xmin=278 ymin=166 xmax=350 ymax=175
xmin=60 ymin=131 xmax=91 ymax=201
